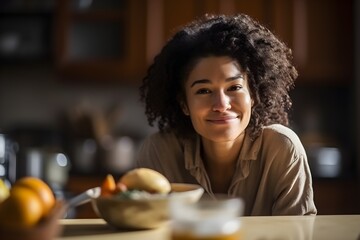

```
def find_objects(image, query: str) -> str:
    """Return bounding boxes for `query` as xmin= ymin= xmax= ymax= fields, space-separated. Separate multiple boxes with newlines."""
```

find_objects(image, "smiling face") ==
xmin=181 ymin=56 xmax=253 ymax=143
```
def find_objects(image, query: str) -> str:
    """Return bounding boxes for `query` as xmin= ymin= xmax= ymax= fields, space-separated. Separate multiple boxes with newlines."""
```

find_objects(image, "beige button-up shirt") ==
xmin=135 ymin=124 xmax=317 ymax=216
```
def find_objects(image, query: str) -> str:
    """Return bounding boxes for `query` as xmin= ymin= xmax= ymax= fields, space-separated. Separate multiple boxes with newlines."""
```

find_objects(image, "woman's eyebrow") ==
xmin=227 ymin=73 xmax=244 ymax=81
xmin=190 ymin=79 xmax=210 ymax=87
xmin=190 ymin=74 xmax=244 ymax=88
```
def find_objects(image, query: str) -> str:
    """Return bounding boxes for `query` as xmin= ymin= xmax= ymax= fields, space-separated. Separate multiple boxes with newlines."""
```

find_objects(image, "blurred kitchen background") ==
xmin=1 ymin=0 xmax=359 ymax=217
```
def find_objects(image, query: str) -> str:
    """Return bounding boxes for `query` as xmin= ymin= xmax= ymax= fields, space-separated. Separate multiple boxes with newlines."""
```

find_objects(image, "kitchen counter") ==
xmin=58 ymin=215 xmax=360 ymax=240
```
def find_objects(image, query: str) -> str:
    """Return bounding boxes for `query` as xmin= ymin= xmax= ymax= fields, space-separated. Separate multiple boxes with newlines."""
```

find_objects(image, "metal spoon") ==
xmin=67 ymin=187 xmax=101 ymax=208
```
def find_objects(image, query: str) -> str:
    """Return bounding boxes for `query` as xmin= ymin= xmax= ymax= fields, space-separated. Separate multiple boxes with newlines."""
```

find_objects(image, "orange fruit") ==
xmin=100 ymin=174 xmax=116 ymax=196
xmin=12 ymin=177 xmax=55 ymax=216
xmin=0 ymin=187 xmax=43 ymax=229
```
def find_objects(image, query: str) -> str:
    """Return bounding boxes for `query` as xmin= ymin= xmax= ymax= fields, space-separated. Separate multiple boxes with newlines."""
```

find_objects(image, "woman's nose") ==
xmin=212 ymin=91 xmax=231 ymax=112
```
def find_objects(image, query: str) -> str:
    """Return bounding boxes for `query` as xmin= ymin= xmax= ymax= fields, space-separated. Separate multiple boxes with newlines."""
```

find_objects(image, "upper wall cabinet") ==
xmin=55 ymin=0 xmax=353 ymax=85
xmin=0 ymin=1 xmax=55 ymax=63
xmin=271 ymin=0 xmax=353 ymax=85
xmin=55 ymin=0 xmax=147 ymax=84
xmin=146 ymin=0 xmax=270 ymax=61
xmin=158 ymin=0 xmax=353 ymax=85
xmin=225 ymin=0 xmax=353 ymax=85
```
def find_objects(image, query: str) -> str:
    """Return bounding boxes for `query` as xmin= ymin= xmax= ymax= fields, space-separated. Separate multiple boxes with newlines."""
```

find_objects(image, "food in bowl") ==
xmin=120 ymin=168 xmax=171 ymax=194
xmin=93 ymin=168 xmax=204 ymax=229
xmin=100 ymin=168 xmax=172 ymax=199
xmin=93 ymin=183 xmax=204 ymax=230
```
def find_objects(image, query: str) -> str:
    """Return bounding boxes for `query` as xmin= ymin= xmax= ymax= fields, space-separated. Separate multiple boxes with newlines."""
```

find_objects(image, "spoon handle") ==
xmin=67 ymin=187 xmax=101 ymax=208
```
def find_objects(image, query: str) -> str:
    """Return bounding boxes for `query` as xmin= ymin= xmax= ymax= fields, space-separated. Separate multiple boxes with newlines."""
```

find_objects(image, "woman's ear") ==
xmin=177 ymin=94 xmax=190 ymax=116
xmin=180 ymin=101 xmax=190 ymax=116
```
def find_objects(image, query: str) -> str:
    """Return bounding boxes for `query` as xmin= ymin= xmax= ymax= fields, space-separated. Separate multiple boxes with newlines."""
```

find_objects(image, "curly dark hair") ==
xmin=140 ymin=13 xmax=297 ymax=140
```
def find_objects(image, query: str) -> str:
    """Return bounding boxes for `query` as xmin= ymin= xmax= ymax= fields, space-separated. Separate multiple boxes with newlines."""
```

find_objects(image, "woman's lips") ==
xmin=207 ymin=116 xmax=238 ymax=124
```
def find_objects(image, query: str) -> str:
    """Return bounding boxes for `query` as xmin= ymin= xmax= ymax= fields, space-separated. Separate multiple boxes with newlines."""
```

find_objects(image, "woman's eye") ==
xmin=228 ymin=85 xmax=243 ymax=91
xmin=195 ymin=88 xmax=211 ymax=94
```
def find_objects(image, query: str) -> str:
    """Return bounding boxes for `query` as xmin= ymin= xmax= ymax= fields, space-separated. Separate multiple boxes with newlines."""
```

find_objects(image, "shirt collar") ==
xmin=183 ymin=130 xmax=263 ymax=192
xmin=238 ymin=130 xmax=262 ymax=161
xmin=184 ymin=134 xmax=206 ymax=172
xmin=183 ymin=135 xmax=212 ymax=191
xmin=184 ymin=130 xmax=262 ymax=169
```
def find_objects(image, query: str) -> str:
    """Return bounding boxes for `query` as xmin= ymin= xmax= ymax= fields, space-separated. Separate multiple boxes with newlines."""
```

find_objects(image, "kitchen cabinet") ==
xmin=0 ymin=1 xmax=54 ymax=63
xmin=162 ymin=0 xmax=353 ymax=85
xmin=54 ymin=0 xmax=147 ymax=84
xmin=54 ymin=0 xmax=353 ymax=85
xmin=231 ymin=0 xmax=353 ymax=85
xmin=300 ymin=0 xmax=353 ymax=84
xmin=271 ymin=0 xmax=353 ymax=85
xmin=160 ymin=0 xmax=269 ymax=41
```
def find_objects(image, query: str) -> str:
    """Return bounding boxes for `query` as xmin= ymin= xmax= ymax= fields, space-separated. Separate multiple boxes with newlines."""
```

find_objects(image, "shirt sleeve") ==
xmin=272 ymin=153 xmax=317 ymax=215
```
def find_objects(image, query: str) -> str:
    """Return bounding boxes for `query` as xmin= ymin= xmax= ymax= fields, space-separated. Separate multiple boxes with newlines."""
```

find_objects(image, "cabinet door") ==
xmin=162 ymin=0 xmax=219 ymax=40
xmin=146 ymin=0 xmax=221 ymax=63
xmin=229 ymin=0 xmax=353 ymax=85
xmin=271 ymin=0 xmax=353 ymax=84
xmin=299 ymin=0 xmax=353 ymax=83
xmin=55 ymin=0 xmax=147 ymax=84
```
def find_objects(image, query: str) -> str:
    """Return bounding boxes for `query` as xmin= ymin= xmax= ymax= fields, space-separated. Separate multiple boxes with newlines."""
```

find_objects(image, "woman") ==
xmin=136 ymin=14 xmax=317 ymax=216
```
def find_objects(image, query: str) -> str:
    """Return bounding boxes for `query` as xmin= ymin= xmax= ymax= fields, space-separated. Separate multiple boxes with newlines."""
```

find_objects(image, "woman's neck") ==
xmin=201 ymin=133 xmax=245 ymax=193
xmin=201 ymin=133 xmax=245 ymax=166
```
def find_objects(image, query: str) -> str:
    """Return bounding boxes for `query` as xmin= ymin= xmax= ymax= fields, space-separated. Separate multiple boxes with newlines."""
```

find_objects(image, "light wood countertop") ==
xmin=57 ymin=215 xmax=360 ymax=240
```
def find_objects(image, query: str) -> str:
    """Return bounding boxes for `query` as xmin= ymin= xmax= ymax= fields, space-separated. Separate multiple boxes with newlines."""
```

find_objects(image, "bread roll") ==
xmin=119 ymin=168 xmax=171 ymax=194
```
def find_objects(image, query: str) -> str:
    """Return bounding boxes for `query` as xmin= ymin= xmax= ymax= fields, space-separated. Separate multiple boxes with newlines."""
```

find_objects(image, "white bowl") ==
xmin=91 ymin=183 xmax=204 ymax=230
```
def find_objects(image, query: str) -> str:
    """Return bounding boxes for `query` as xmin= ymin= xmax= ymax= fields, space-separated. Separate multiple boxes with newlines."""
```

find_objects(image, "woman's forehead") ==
xmin=186 ymin=56 xmax=245 ymax=80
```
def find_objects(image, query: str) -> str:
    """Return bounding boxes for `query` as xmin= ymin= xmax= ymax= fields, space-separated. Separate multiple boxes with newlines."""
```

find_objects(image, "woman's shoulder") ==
xmin=263 ymin=124 xmax=302 ymax=144
xmin=258 ymin=124 xmax=307 ymax=169
xmin=261 ymin=124 xmax=305 ymax=155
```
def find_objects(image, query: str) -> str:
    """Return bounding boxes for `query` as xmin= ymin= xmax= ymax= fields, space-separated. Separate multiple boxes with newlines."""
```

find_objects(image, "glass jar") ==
xmin=169 ymin=195 xmax=244 ymax=240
